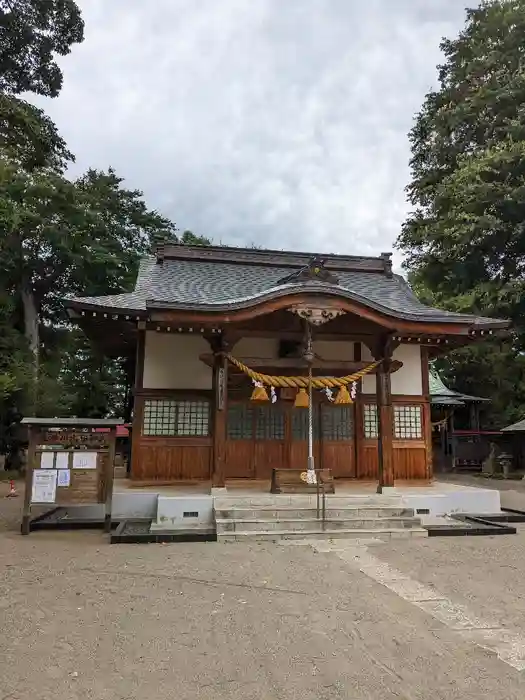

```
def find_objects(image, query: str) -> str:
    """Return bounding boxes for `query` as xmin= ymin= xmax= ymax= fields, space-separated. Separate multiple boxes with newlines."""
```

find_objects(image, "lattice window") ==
xmin=176 ymin=400 xmax=210 ymax=436
xmin=255 ymin=405 xmax=285 ymax=440
xmin=363 ymin=404 xmax=378 ymax=439
xmin=227 ymin=403 xmax=254 ymax=440
xmin=321 ymin=405 xmax=353 ymax=440
xmin=394 ymin=405 xmax=422 ymax=439
xmin=292 ymin=408 xmax=320 ymax=440
xmin=142 ymin=399 xmax=210 ymax=436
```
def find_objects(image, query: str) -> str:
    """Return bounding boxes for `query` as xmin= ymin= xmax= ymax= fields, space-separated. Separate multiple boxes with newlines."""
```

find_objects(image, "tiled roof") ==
xmin=66 ymin=246 xmax=508 ymax=327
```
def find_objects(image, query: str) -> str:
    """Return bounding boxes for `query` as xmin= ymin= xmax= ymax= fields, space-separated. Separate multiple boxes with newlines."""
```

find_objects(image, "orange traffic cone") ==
xmin=6 ymin=480 xmax=18 ymax=498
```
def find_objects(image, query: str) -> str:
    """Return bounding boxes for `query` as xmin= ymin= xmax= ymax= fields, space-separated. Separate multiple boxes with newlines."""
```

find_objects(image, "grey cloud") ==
xmin=31 ymin=0 xmax=471 ymax=265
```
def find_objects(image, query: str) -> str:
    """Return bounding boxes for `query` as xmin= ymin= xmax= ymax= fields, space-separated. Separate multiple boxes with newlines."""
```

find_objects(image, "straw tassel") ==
xmin=250 ymin=381 xmax=269 ymax=402
xmin=294 ymin=387 xmax=309 ymax=408
xmin=334 ymin=384 xmax=352 ymax=404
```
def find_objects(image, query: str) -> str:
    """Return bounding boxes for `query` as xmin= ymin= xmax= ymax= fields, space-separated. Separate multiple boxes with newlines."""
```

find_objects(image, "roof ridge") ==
xmin=156 ymin=244 xmax=392 ymax=274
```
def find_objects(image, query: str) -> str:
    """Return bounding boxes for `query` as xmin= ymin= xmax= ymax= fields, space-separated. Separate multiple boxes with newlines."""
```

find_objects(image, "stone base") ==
xmin=211 ymin=487 xmax=228 ymax=496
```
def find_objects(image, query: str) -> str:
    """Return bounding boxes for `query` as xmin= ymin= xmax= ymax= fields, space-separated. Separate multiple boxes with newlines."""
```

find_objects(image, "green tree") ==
xmin=180 ymin=229 xmax=211 ymax=246
xmin=0 ymin=94 xmax=74 ymax=171
xmin=0 ymin=0 xmax=84 ymax=97
xmin=0 ymin=162 xmax=178 ymax=399
xmin=397 ymin=0 xmax=525 ymax=426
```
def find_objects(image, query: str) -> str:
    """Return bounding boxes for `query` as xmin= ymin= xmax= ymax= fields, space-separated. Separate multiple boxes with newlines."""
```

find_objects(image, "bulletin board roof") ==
xmin=21 ymin=417 xmax=123 ymax=427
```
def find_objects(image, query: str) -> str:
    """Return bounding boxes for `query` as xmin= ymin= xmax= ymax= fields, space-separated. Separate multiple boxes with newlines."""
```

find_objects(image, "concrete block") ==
xmin=151 ymin=495 xmax=214 ymax=531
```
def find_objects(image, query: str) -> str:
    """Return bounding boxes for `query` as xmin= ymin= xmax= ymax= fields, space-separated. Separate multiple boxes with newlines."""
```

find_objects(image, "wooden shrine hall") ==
xmin=66 ymin=244 xmax=509 ymax=491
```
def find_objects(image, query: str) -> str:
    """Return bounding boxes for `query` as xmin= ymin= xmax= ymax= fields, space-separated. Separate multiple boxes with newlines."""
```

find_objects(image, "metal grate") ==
xmin=364 ymin=404 xmax=378 ymax=439
xmin=143 ymin=399 xmax=210 ymax=436
xmin=394 ymin=405 xmax=422 ymax=439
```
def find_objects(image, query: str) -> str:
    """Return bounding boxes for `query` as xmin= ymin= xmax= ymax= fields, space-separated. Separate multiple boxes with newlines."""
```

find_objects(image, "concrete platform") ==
xmin=109 ymin=479 xmax=502 ymax=520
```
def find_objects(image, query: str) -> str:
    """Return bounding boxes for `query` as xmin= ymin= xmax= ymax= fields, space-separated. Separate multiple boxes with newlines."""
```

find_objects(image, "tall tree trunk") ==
xmin=20 ymin=285 xmax=39 ymax=411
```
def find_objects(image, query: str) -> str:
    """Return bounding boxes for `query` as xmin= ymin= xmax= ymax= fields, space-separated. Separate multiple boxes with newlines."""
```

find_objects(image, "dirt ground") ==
xmin=2 ymin=481 xmax=525 ymax=699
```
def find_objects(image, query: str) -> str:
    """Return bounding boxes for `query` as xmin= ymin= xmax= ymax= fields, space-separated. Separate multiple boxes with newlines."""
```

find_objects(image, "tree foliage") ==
xmin=0 ymin=0 xmax=214 ymax=467
xmin=0 ymin=0 xmax=84 ymax=97
xmin=398 ymin=0 xmax=525 ymax=426
xmin=0 ymin=94 xmax=73 ymax=171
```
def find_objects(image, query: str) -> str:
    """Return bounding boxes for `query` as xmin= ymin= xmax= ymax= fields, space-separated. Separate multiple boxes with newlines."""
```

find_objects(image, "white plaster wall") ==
xmin=361 ymin=344 xmax=423 ymax=395
xmin=234 ymin=337 xmax=278 ymax=359
xmin=143 ymin=332 xmax=212 ymax=390
xmin=313 ymin=340 xmax=354 ymax=361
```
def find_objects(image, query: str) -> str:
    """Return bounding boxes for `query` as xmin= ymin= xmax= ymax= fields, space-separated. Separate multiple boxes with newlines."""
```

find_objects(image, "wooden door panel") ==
xmin=254 ymin=442 xmax=286 ymax=478
xmin=225 ymin=441 xmax=255 ymax=478
xmin=322 ymin=442 xmax=354 ymax=477
xmin=290 ymin=441 xmax=321 ymax=470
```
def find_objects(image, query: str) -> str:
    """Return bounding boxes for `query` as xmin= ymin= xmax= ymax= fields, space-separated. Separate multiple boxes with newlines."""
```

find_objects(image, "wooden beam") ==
xmin=150 ymin=294 xmax=492 ymax=336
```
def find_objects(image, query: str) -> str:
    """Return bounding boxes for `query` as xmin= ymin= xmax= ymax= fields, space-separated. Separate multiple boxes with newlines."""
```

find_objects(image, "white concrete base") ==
xmin=150 ymin=495 xmax=214 ymax=531
xmin=104 ymin=481 xmax=502 ymax=525
xmin=390 ymin=484 xmax=501 ymax=516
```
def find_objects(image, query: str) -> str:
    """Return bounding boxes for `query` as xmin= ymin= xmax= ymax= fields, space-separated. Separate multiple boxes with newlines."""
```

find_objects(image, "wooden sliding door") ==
xmin=225 ymin=399 xmax=355 ymax=478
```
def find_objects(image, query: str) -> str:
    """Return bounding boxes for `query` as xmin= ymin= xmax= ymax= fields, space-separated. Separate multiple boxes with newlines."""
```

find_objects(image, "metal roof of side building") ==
xmin=429 ymin=369 xmax=489 ymax=405
xmin=501 ymin=418 xmax=525 ymax=433
xmin=64 ymin=245 xmax=509 ymax=328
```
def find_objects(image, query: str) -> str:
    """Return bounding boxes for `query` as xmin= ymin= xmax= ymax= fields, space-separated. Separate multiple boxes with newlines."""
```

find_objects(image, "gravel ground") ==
xmin=2 ymin=480 xmax=525 ymax=699
xmin=373 ymin=526 xmax=525 ymax=632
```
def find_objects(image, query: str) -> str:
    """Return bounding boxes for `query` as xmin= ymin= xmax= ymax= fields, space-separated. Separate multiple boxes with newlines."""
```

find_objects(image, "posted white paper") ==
xmin=55 ymin=452 xmax=69 ymax=470
xmin=72 ymin=452 xmax=97 ymax=470
xmin=57 ymin=469 xmax=70 ymax=487
xmin=40 ymin=451 xmax=55 ymax=469
xmin=31 ymin=469 xmax=57 ymax=503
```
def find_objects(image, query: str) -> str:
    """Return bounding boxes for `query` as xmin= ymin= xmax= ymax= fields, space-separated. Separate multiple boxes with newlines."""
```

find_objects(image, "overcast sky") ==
xmin=32 ymin=0 xmax=471 ymax=264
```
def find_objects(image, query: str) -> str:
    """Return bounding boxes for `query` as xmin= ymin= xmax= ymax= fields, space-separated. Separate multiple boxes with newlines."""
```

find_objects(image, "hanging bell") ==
xmin=294 ymin=387 xmax=309 ymax=408
xmin=334 ymin=384 xmax=352 ymax=404
xmin=250 ymin=382 xmax=269 ymax=402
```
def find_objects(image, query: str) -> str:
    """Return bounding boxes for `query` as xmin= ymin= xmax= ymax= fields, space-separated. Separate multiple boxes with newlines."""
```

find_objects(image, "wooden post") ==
xmin=130 ymin=322 xmax=146 ymax=479
xmin=21 ymin=425 xmax=37 ymax=535
xmin=421 ymin=347 xmax=433 ymax=480
xmin=104 ymin=427 xmax=117 ymax=533
xmin=211 ymin=337 xmax=228 ymax=488
xmin=373 ymin=336 xmax=395 ymax=493
xmin=353 ymin=341 xmax=363 ymax=478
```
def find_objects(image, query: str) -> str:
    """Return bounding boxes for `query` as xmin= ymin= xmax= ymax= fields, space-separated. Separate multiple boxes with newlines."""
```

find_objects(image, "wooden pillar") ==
xmin=421 ymin=346 xmax=433 ymax=480
xmin=210 ymin=336 xmax=228 ymax=487
xmin=104 ymin=428 xmax=117 ymax=533
xmin=469 ymin=403 xmax=480 ymax=432
xmin=130 ymin=322 xmax=146 ymax=479
xmin=373 ymin=335 xmax=395 ymax=493
xmin=353 ymin=341 xmax=363 ymax=477
xmin=450 ymin=412 xmax=456 ymax=470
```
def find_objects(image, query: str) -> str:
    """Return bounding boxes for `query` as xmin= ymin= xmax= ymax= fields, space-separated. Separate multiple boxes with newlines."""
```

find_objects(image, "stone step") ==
xmin=218 ymin=528 xmax=428 ymax=542
xmin=215 ymin=507 xmax=415 ymax=520
xmin=216 ymin=516 xmax=420 ymax=533
xmin=215 ymin=496 xmax=407 ymax=509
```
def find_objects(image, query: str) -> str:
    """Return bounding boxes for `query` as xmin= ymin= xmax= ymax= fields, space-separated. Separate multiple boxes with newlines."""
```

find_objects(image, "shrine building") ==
xmin=65 ymin=244 xmax=509 ymax=492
